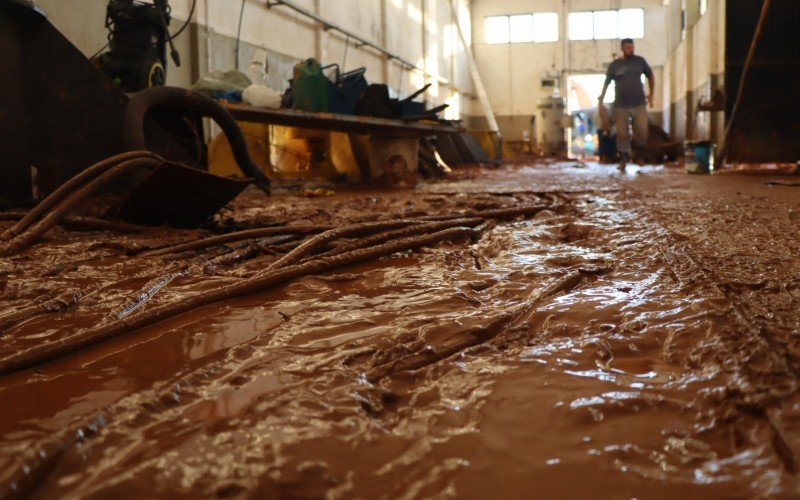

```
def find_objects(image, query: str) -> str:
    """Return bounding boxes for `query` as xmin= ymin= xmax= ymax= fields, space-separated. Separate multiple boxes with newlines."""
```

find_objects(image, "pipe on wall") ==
xmin=266 ymin=0 xmax=449 ymax=86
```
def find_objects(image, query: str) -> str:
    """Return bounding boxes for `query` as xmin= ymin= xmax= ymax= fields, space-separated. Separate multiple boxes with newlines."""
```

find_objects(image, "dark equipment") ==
xmin=0 ymin=0 xmax=265 ymax=222
xmin=112 ymin=162 xmax=251 ymax=227
xmin=723 ymin=0 xmax=800 ymax=162
xmin=597 ymin=130 xmax=617 ymax=163
xmin=355 ymin=83 xmax=448 ymax=121
xmin=325 ymin=64 xmax=369 ymax=115
xmin=283 ymin=59 xmax=369 ymax=115
xmin=95 ymin=0 xmax=183 ymax=92
xmin=282 ymin=58 xmax=447 ymax=121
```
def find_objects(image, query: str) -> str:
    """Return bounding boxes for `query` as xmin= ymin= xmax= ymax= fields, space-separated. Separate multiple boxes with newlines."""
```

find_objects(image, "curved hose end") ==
xmin=254 ymin=179 xmax=271 ymax=195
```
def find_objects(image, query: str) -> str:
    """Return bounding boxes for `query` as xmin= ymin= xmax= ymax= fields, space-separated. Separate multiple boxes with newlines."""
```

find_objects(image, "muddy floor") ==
xmin=1 ymin=162 xmax=800 ymax=498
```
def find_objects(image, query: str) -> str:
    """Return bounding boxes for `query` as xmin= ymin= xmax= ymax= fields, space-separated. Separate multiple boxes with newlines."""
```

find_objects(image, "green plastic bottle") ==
xmin=291 ymin=58 xmax=330 ymax=112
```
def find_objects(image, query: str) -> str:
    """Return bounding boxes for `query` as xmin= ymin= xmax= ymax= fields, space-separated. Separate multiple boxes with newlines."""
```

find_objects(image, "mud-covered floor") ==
xmin=2 ymin=162 xmax=800 ymax=498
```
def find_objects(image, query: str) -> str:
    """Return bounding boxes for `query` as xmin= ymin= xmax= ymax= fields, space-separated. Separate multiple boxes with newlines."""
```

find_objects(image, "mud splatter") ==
xmin=1 ymin=162 xmax=799 ymax=498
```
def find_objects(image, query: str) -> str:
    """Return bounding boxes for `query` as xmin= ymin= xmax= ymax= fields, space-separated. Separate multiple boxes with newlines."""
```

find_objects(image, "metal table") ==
xmin=224 ymin=104 xmax=463 ymax=185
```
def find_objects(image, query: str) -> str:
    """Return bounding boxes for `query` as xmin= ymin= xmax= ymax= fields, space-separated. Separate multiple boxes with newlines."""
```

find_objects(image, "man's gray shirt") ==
xmin=605 ymin=55 xmax=653 ymax=108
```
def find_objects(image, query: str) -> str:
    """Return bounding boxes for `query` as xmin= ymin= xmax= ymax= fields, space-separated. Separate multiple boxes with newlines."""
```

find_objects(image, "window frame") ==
xmin=509 ymin=14 xmax=534 ymax=43
xmin=485 ymin=15 xmax=510 ymax=44
xmin=533 ymin=12 xmax=560 ymax=43
xmin=567 ymin=8 xmax=645 ymax=41
xmin=484 ymin=12 xmax=560 ymax=44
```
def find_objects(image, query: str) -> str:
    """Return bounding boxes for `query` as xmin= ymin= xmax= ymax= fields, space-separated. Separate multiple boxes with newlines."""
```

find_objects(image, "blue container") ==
xmin=685 ymin=141 xmax=715 ymax=174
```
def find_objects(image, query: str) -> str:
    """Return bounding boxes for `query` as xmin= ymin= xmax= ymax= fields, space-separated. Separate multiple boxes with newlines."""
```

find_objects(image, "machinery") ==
xmin=536 ymin=96 xmax=567 ymax=156
xmin=95 ymin=0 xmax=184 ymax=92
xmin=0 ymin=0 xmax=267 ymax=221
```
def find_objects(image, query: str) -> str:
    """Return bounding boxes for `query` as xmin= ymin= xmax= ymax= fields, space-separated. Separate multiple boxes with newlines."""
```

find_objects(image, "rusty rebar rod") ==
xmin=0 ymin=291 xmax=82 ymax=333
xmin=0 ymin=158 xmax=163 ymax=256
xmin=138 ymin=225 xmax=330 ymax=257
xmin=419 ymin=205 xmax=549 ymax=221
xmin=0 ymin=226 xmax=475 ymax=377
xmin=305 ymin=217 xmax=484 ymax=262
xmin=265 ymin=219 xmax=427 ymax=271
xmin=0 ymin=151 xmax=162 ymax=242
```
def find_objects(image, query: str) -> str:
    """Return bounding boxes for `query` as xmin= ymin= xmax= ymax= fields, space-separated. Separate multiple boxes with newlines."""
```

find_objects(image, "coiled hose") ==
xmin=123 ymin=86 xmax=271 ymax=193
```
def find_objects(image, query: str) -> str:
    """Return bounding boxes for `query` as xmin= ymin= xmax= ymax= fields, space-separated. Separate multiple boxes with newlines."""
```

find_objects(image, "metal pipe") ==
xmin=267 ymin=0 xmax=449 ymax=86
xmin=447 ymin=0 xmax=502 ymax=153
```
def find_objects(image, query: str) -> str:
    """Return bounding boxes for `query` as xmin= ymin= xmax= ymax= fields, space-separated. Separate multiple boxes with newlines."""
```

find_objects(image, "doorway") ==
xmin=567 ymin=74 xmax=615 ymax=159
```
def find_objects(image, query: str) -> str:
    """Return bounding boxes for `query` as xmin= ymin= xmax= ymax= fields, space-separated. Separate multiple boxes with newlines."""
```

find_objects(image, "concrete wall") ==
xmin=471 ymin=0 xmax=668 ymax=141
xmin=33 ymin=0 xmax=476 ymax=118
xmin=662 ymin=0 xmax=725 ymax=143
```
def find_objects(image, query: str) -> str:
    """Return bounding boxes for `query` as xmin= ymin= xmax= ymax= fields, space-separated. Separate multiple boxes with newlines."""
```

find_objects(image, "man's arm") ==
xmin=599 ymin=65 xmax=613 ymax=104
xmin=643 ymin=58 xmax=655 ymax=108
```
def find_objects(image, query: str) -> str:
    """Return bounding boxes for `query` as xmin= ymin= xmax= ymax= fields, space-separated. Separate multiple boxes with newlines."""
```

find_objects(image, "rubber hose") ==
xmin=123 ymin=86 xmax=271 ymax=193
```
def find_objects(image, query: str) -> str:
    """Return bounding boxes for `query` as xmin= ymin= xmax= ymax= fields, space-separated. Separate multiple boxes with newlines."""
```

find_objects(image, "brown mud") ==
xmin=1 ymin=162 xmax=800 ymax=498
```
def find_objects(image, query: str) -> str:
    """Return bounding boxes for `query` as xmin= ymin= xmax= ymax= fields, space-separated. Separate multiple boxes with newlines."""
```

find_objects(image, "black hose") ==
xmin=123 ymin=86 xmax=271 ymax=192
xmin=169 ymin=0 xmax=196 ymax=39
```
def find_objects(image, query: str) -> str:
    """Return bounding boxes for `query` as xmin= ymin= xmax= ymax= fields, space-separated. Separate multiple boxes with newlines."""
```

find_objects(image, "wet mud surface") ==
xmin=2 ymin=162 xmax=800 ymax=498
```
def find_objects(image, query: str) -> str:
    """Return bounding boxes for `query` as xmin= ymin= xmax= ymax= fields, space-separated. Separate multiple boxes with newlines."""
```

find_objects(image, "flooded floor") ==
xmin=1 ymin=162 xmax=800 ymax=498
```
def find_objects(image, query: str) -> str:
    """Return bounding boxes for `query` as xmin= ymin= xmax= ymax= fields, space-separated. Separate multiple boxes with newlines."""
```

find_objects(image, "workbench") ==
xmin=224 ymin=103 xmax=463 ymax=186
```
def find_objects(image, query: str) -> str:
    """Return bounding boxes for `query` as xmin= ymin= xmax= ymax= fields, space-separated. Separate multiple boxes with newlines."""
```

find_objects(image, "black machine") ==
xmin=95 ymin=0 xmax=184 ymax=92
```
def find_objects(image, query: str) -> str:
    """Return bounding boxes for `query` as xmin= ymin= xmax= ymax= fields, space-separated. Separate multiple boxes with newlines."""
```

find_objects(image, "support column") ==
xmin=380 ymin=0 xmax=389 ymax=85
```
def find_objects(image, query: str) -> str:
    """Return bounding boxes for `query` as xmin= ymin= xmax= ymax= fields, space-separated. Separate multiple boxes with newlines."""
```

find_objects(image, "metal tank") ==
xmin=536 ymin=96 xmax=567 ymax=155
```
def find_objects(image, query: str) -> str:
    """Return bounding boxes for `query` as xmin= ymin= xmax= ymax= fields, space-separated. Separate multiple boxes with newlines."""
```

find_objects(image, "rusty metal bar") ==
xmin=224 ymin=103 xmax=463 ymax=136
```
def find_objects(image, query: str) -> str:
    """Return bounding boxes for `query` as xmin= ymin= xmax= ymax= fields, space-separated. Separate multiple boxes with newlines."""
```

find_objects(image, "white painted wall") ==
xmin=471 ymin=0 xmax=669 ymax=139
xmin=33 ymin=0 xmax=476 ymax=117
xmin=661 ymin=0 xmax=725 ymax=142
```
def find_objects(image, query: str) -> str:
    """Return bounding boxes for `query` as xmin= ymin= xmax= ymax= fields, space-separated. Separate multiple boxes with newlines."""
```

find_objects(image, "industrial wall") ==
xmin=470 ymin=0 xmax=668 ymax=141
xmin=723 ymin=0 xmax=799 ymax=162
xmin=662 ymin=0 xmax=725 ymax=144
xmin=33 ymin=0 xmax=476 ymax=119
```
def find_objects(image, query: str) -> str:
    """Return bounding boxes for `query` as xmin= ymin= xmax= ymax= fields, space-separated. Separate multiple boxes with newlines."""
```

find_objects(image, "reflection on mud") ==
xmin=1 ymin=163 xmax=799 ymax=498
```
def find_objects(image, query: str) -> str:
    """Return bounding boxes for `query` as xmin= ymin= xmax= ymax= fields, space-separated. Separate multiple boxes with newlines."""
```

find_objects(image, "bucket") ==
xmin=685 ymin=141 xmax=715 ymax=174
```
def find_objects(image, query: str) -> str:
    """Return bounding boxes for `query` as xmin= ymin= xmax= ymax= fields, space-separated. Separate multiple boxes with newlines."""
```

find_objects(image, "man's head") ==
xmin=621 ymin=38 xmax=635 ymax=57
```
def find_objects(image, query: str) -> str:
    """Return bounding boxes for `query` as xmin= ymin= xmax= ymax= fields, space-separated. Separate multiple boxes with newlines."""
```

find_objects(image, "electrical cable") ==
xmin=168 ymin=0 xmax=197 ymax=39
xmin=89 ymin=42 xmax=111 ymax=61
xmin=235 ymin=0 xmax=246 ymax=70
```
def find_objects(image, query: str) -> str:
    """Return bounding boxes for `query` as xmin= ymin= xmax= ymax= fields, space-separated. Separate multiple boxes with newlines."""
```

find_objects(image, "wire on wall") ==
xmin=235 ymin=0 xmax=246 ymax=70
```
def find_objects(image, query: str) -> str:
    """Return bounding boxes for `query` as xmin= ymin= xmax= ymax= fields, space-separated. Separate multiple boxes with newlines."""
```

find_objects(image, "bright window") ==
xmin=509 ymin=15 xmax=533 ymax=43
xmin=593 ymin=10 xmax=619 ymax=39
xmin=568 ymin=12 xmax=594 ymax=40
xmin=568 ymin=8 xmax=644 ymax=40
xmin=619 ymin=9 xmax=644 ymax=39
xmin=485 ymin=13 xmax=559 ymax=44
xmin=485 ymin=16 xmax=509 ymax=44
xmin=533 ymin=12 xmax=559 ymax=42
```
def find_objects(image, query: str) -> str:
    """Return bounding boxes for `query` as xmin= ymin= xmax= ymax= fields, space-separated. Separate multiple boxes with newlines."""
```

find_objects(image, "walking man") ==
xmin=598 ymin=38 xmax=655 ymax=168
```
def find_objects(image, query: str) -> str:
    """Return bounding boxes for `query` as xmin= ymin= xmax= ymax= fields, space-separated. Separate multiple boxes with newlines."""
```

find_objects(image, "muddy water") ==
xmin=1 ymin=163 xmax=799 ymax=498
